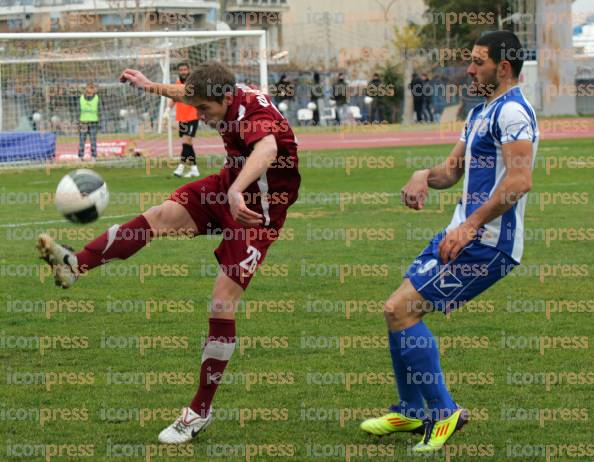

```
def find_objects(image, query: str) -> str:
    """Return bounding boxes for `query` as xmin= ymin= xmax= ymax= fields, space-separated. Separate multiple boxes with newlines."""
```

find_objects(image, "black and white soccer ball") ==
xmin=55 ymin=169 xmax=109 ymax=224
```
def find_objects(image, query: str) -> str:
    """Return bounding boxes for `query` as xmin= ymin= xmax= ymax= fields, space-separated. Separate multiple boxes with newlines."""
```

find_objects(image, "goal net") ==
xmin=0 ymin=31 xmax=268 ymax=166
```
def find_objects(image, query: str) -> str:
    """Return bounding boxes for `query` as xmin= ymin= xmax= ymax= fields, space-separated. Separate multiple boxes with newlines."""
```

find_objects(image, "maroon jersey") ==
xmin=218 ymin=84 xmax=300 ymax=226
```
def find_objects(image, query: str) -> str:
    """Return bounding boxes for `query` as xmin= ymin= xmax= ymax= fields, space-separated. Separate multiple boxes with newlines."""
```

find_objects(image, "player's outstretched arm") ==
xmin=119 ymin=69 xmax=186 ymax=103
xmin=228 ymin=135 xmax=278 ymax=226
xmin=401 ymin=140 xmax=465 ymax=210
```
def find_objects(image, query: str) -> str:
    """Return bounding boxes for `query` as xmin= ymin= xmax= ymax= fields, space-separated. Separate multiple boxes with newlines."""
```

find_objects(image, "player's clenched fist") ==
xmin=119 ymin=69 xmax=152 ymax=89
xmin=401 ymin=169 xmax=430 ymax=210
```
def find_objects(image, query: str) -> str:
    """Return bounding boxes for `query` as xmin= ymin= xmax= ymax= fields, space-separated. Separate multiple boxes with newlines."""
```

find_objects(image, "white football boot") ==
xmin=183 ymin=165 xmax=200 ymax=178
xmin=158 ymin=407 xmax=212 ymax=444
xmin=37 ymin=234 xmax=79 ymax=289
xmin=173 ymin=163 xmax=185 ymax=177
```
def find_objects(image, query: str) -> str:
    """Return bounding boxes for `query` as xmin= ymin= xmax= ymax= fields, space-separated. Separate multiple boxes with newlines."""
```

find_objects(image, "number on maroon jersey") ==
xmin=256 ymin=95 xmax=269 ymax=108
xmin=239 ymin=245 xmax=262 ymax=275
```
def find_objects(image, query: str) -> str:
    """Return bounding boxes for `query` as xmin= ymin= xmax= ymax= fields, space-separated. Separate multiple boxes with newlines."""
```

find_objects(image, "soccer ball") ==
xmin=32 ymin=112 xmax=42 ymax=122
xmin=307 ymin=102 xmax=317 ymax=110
xmin=55 ymin=169 xmax=109 ymax=224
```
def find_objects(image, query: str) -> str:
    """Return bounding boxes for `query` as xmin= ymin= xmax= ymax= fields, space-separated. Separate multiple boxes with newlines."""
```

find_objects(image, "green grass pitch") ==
xmin=1 ymin=138 xmax=593 ymax=461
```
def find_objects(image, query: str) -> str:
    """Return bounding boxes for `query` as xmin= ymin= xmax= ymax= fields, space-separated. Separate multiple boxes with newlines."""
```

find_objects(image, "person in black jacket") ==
xmin=274 ymin=74 xmax=293 ymax=104
xmin=409 ymin=73 xmax=424 ymax=123
xmin=332 ymin=73 xmax=348 ymax=124
xmin=311 ymin=71 xmax=323 ymax=125
xmin=367 ymin=72 xmax=385 ymax=123
xmin=421 ymin=73 xmax=434 ymax=123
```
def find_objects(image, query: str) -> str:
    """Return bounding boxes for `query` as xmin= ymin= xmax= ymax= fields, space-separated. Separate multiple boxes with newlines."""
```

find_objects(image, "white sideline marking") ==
xmin=0 ymin=213 xmax=135 ymax=228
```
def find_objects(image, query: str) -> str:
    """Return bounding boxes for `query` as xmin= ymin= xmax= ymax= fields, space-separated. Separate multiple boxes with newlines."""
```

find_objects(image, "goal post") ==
xmin=0 ymin=30 xmax=268 ymax=166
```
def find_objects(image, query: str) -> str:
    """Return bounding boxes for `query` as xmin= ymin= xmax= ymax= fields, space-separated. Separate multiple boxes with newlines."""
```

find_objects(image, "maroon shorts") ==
xmin=168 ymin=174 xmax=288 ymax=289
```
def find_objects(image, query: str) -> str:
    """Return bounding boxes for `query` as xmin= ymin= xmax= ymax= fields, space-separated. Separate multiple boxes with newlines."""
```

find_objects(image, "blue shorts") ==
xmin=405 ymin=231 xmax=518 ymax=314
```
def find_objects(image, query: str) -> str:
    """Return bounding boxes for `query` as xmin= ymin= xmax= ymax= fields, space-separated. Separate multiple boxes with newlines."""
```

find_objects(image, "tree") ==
xmin=376 ymin=63 xmax=405 ymax=123
xmin=419 ymin=0 xmax=511 ymax=53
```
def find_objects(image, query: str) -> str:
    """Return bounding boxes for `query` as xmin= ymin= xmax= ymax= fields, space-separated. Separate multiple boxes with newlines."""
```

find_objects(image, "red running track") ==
xmin=56 ymin=118 xmax=594 ymax=160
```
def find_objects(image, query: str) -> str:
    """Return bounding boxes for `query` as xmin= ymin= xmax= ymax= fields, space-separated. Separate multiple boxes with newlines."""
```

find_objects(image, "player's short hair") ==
xmin=185 ymin=61 xmax=236 ymax=103
xmin=475 ymin=31 xmax=525 ymax=78
xmin=177 ymin=62 xmax=190 ymax=70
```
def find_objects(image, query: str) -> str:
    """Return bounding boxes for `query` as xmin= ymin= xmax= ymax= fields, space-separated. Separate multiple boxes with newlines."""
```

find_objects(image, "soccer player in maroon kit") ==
xmin=37 ymin=62 xmax=301 ymax=443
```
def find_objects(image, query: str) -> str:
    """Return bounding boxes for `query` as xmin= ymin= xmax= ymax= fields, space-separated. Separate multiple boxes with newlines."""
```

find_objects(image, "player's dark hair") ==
xmin=185 ymin=61 xmax=236 ymax=103
xmin=177 ymin=62 xmax=190 ymax=69
xmin=475 ymin=31 xmax=525 ymax=78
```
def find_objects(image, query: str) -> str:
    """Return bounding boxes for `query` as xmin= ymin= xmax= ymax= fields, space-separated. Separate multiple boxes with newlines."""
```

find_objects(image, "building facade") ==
xmin=0 ymin=0 xmax=218 ymax=32
xmin=281 ymin=0 xmax=426 ymax=77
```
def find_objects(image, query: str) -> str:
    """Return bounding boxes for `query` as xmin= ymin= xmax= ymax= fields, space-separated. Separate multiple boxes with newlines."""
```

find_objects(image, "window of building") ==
xmin=101 ymin=14 xmax=134 ymax=26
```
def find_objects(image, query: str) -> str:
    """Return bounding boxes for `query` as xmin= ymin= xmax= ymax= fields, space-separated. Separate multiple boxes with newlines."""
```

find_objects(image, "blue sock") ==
xmin=390 ymin=320 xmax=456 ymax=421
xmin=388 ymin=330 xmax=425 ymax=419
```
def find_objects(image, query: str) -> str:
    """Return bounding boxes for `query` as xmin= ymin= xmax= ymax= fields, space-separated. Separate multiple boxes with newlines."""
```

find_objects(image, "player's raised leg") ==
xmin=37 ymin=199 xmax=198 ymax=288
xmin=158 ymin=271 xmax=240 ymax=443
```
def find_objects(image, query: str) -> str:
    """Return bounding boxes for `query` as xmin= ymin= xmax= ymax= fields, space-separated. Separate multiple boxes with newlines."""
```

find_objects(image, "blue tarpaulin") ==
xmin=0 ymin=132 xmax=56 ymax=163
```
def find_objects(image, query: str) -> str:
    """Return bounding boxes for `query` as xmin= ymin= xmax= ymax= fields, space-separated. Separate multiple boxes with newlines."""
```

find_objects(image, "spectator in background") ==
xmin=310 ymin=71 xmax=324 ymax=126
xmin=275 ymin=74 xmax=293 ymax=104
xmin=78 ymin=82 xmax=100 ymax=160
xmin=431 ymin=74 xmax=449 ymax=121
xmin=332 ymin=73 xmax=348 ymax=124
xmin=410 ymin=73 xmax=424 ymax=123
xmin=367 ymin=72 xmax=385 ymax=123
xmin=165 ymin=62 xmax=200 ymax=178
xmin=421 ymin=73 xmax=434 ymax=123
xmin=274 ymin=74 xmax=294 ymax=120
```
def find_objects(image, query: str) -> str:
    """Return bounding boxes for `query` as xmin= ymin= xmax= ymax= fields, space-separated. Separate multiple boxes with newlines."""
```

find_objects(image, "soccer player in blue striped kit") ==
xmin=360 ymin=31 xmax=539 ymax=452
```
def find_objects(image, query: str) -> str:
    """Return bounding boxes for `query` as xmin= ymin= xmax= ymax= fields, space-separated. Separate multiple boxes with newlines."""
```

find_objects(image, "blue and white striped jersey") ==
xmin=447 ymin=86 xmax=539 ymax=263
